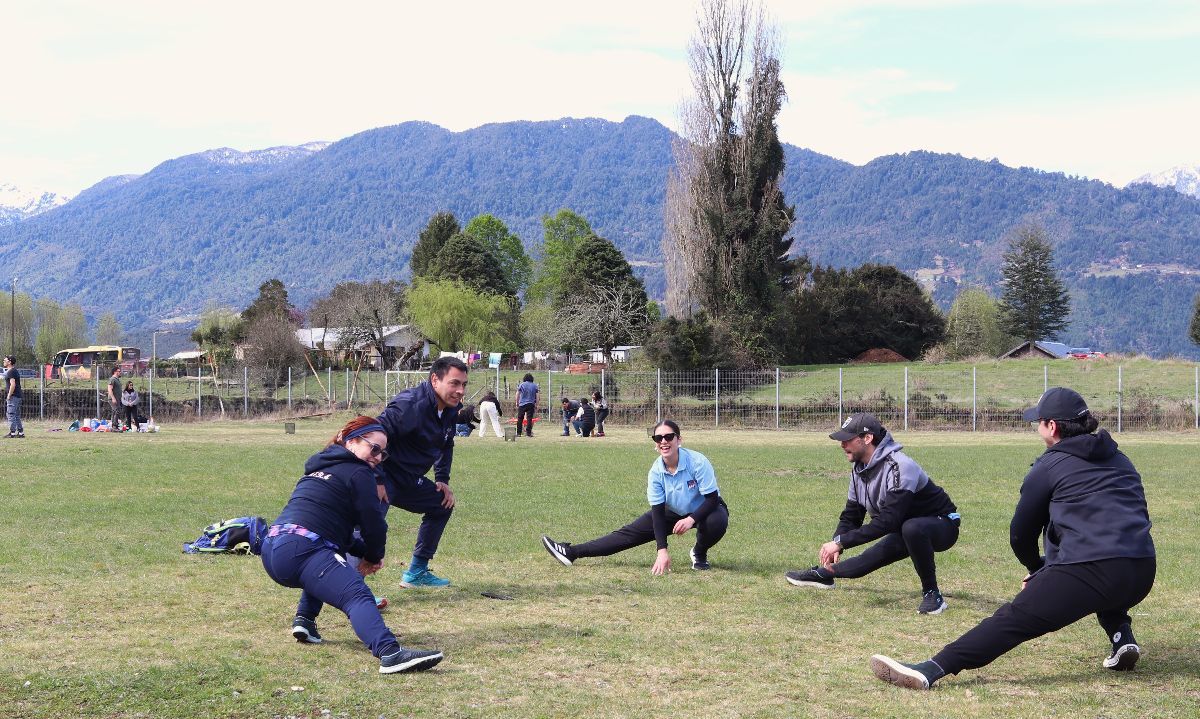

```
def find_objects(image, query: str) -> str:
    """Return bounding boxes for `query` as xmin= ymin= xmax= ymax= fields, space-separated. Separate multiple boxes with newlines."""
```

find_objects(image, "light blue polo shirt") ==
xmin=647 ymin=447 xmax=720 ymax=516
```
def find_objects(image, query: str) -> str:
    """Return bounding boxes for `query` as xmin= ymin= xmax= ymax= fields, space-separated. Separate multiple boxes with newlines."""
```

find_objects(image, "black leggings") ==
xmin=595 ymin=408 xmax=609 ymax=433
xmin=933 ymin=556 xmax=1156 ymax=675
xmin=832 ymin=515 xmax=959 ymax=593
xmin=124 ymin=405 xmax=140 ymax=429
xmin=570 ymin=504 xmax=729 ymax=559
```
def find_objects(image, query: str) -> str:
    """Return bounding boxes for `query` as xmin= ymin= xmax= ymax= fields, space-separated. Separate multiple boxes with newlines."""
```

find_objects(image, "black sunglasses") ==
xmin=651 ymin=432 xmax=678 ymax=443
xmin=361 ymin=439 xmax=388 ymax=461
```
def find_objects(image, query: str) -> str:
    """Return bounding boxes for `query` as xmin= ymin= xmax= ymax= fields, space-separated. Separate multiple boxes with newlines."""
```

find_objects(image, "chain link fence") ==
xmin=23 ymin=360 xmax=1200 ymax=433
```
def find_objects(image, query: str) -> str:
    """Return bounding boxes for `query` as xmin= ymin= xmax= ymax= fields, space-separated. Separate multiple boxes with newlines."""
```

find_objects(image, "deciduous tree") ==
xmin=0 ymin=291 xmax=35 ymax=363
xmin=407 ymin=279 xmax=517 ymax=353
xmin=943 ymin=288 xmax=1011 ymax=359
xmin=1189 ymin=293 xmax=1200 ymax=348
xmin=33 ymin=299 xmax=86 ymax=362
xmin=464 ymin=214 xmax=532 ymax=295
xmin=309 ymin=280 xmax=407 ymax=368
xmin=242 ymin=279 xmax=298 ymax=327
xmin=527 ymin=209 xmax=594 ymax=305
xmin=95 ymin=313 xmax=123 ymax=345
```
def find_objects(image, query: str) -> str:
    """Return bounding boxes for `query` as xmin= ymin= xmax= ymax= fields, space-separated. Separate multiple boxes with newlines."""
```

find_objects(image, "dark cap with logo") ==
xmin=829 ymin=412 xmax=885 ymax=441
xmin=1021 ymin=387 xmax=1090 ymax=422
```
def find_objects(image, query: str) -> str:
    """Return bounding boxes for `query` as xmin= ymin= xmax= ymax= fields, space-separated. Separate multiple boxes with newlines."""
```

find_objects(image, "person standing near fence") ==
xmin=3 ymin=355 xmax=24 ymax=439
xmin=107 ymin=366 xmax=123 ymax=428
xmin=121 ymin=381 xmax=140 ymax=432
xmin=592 ymin=391 xmax=609 ymax=437
xmin=477 ymin=390 xmax=504 ymax=438
xmin=260 ymin=415 xmax=443 ymax=674
xmin=541 ymin=419 xmax=729 ymax=572
xmin=515 ymin=373 xmax=539 ymax=437
xmin=870 ymin=388 xmax=1156 ymax=690
xmin=375 ymin=356 xmax=467 ymax=588
xmin=786 ymin=412 xmax=960 ymax=615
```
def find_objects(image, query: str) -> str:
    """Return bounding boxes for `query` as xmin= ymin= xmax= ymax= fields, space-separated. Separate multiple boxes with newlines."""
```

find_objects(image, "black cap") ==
xmin=1021 ymin=387 xmax=1090 ymax=422
xmin=830 ymin=412 xmax=885 ymax=441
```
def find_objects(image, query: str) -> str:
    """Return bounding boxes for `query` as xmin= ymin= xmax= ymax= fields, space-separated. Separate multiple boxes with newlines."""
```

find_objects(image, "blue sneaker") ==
xmin=400 ymin=568 xmax=451 ymax=588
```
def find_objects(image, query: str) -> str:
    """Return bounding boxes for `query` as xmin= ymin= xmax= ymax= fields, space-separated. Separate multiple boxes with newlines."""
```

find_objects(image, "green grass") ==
xmin=2 ymin=418 xmax=1197 ymax=718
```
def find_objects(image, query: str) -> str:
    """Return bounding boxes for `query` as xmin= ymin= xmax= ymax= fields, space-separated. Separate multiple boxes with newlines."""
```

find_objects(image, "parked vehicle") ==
xmin=44 ymin=345 xmax=145 ymax=381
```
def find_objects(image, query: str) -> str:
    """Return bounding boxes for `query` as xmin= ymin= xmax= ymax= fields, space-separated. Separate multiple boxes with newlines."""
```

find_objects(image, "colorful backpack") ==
xmin=183 ymin=516 xmax=268 ymax=555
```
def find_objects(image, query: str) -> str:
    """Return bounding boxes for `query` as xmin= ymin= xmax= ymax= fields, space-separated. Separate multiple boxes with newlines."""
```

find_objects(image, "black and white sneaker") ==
xmin=785 ymin=567 xmax=835 ymax=588
xmin=918 ymin=590 xmax=947 ymax=615
xmin=1104 ymin=643 xmax=1141 ymax=670
xmin=689 ymin=546 xmax=711 ymax=571
xmin=870 ymin=655 xmax=935 ymax=690
xmin=379 ymin=647 xmax=444 ymax=674
xmin=541 ymin=535 xmax=573 ymax=566
xmin=291 ymin=616 xmax=322 ymax=644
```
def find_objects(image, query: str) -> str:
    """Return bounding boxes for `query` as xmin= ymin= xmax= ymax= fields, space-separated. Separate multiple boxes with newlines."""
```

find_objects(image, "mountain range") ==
xmin=0 ymin=182 xmax=71 ymax=225
xmin=1 ymin=116 xmax=1198 ymax=358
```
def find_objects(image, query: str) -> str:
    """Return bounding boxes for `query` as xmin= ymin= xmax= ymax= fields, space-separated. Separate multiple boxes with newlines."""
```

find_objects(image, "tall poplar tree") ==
xmin=997 ymin=226 xmax=1071 ymax=341
xmin=1189 ymin=293 xmax=1200 ymax=348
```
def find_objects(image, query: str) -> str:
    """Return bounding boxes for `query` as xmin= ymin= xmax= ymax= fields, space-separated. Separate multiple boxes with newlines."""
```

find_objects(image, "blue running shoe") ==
xmin=400 ymin=568 xmax=451 ymax=588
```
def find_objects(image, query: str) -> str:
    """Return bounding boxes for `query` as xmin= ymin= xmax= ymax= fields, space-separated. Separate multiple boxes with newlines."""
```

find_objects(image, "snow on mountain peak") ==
xmin=1129 ymin=165 xmax=1200 ymax=198
xmin=0 ymin=182 xmax=71 ymax=224
xmin=197 ymin=142 xmax=331 ymax=166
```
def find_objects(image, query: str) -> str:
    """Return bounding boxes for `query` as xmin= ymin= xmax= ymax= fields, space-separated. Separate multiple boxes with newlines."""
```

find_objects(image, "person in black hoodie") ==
xmin=870 ymin=387 xmax=1156 ymax=690
xmin=260 ymin=415 xmax=443 ymax=674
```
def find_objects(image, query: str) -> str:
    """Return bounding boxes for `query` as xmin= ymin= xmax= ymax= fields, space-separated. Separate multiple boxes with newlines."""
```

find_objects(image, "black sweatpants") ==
xmin=517 ymin=403 xmax=537 ymax=436
xmin=933 ymin=556 xmax=1156 ymax=675
xmin=570 ymin=504 xmax=729 ymax=559
xmin=833 ymin=515 xmax=959 ymax=593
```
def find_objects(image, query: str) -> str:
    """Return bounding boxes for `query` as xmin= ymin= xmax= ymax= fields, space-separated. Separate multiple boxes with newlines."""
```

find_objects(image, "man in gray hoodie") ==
xmin=786 ymin=412 xmax=960 ymax=614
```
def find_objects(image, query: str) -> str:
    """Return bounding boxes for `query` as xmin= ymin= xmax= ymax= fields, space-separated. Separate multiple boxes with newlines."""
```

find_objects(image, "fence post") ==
xmin=244 ymin=366 xmax=249 ymax=417
xmin=1117 ymin=365 xmax=1122 ymax=433
xmin=972 ymin=366 xmax=977 ymax=432
xmin=1195 ymin=365 xmax=1198 ymax=429
xmin=148 ymin=359 xmax=154 ymax=420
xmin=714 ymin=368 xmax=719 ymax=428
xmin=838 ymin=367 xmax=843 ymax=425
xmin=547 ymin=368 xmax=552 ymax=421
xmin=327 ymin=367 xmax=332 ymax=409
xmin=197 ymin=365 xmax=202 ymax=419
xmin=1044 ymin=364 xmax=1048 ymax=393
xmin=601 ymin=369 xmax=605 ymax=400
xmin=288 ymin=367 xmax=293 ymax=411
xmin=95 ymin=372 xmax=100 ymax=418
xmin=775 ymin=367 xmax=780 ymax=430
xmin=344 ymin=368 xmax=350 ymax=410
xmin=656 ymin=368 xmax=662 ymax=423
xmin=39 ymin=371 xmax=44 ymax=420
xmin=903 ymin=366 xmax=909 ymax=432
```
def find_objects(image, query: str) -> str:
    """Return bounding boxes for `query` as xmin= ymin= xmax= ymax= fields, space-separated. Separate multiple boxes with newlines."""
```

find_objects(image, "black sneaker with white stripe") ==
xmin=291 ymin=616 xmax=322 ymax=644
xmin=918 ymin=589 xmax=947 ymax=614
xmin=379 ymin=647 xmax=444 ymax=674
xmin=541 ymin=535 xmax=573 ymax=566
xmin=785 ymin=566 xmax=834 ymax=588
xmin=689 ymin=546 xmax=711 ymax=570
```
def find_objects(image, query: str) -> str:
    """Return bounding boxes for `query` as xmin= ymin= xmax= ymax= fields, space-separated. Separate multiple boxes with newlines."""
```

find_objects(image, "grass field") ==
xmin=2 ymin=417 xmax=1197 ymax=718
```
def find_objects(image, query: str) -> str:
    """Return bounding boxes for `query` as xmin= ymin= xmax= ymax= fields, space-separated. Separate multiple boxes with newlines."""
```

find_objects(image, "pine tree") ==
xmin=1189 ymin=293 xmax=1200 ymax=347
xmin=998 ymin=226 xmax=1071 ymax=341
xmin=410 ymin=212 xmax=460 ymax=278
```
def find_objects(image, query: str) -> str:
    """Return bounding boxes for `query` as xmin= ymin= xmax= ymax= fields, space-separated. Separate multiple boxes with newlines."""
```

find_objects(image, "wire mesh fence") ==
xmin=23 ymin=360 xmax=1200 ymax=433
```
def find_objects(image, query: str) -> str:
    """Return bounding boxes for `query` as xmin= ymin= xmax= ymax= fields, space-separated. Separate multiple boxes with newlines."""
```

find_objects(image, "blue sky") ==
xmin=2 ymin=0 xmax=1197 ymax=196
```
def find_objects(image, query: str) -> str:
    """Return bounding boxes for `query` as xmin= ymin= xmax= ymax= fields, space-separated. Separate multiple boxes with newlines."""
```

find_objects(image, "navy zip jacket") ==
xmin=833 ymin=432 xmax=957 ymax=550
xmin=1010 ymin=429 xmax=1154 ymax=573
xmin=272 ymin=444 xmax=389 ymax=563
xmin=376 ymin=381 xmax=459 ymax=484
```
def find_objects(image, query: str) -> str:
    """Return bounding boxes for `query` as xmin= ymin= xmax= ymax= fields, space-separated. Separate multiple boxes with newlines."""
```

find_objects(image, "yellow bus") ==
xmin=45 ymin=345 xmax=144 ymax=381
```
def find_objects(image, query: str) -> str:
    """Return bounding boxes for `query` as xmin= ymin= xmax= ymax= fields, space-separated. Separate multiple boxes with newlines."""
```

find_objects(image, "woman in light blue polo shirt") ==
xmin=541 ymin=419 xmax=729 ymax=572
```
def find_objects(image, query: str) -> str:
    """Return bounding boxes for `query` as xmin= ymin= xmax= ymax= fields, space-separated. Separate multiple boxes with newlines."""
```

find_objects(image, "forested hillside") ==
xmin=1 ymin=116 xmax=1198 ymax=356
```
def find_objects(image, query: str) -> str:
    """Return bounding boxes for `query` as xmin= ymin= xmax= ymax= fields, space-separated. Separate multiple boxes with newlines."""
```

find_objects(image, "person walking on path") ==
xmin=477 ymin=390 xmax=504 ymax=438
xmin=786 ymin=412 xmax=960 ymax=615
xmin=260 ymin=415 xmax=443 ymax=674
xmin=3 ymin=355 xmax=24 ymax=439
xmin=121 ymin=381 xmax=140 ymax=431
xmin=870 ymin=387 xmax=1156 ymax=690
xmin=107 ymin=366 xmax=123 ymax=428
xmin=515 ymin=373 xmax=539 ymax=437
xmin=375 ymin=356 xmax=467 ymax=588
xmin=592 ymin=391 xmax=609 ymax=437
xmin=541 ymin=419 xmax=729 ymax=572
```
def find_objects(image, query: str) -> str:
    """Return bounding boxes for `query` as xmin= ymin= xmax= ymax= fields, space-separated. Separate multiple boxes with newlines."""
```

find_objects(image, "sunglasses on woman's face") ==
xmin=651 ymin=432 xmax=677 ymax=444
xmin=362 ymin=440 xmax=388 ymax=461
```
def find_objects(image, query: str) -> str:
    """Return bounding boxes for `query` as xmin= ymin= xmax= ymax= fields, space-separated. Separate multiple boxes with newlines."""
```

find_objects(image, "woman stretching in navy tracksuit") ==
xmin=541 ymin=419 xmax=729 ymax=573
xmin=260 ymin=416 xmax=443 ymax=674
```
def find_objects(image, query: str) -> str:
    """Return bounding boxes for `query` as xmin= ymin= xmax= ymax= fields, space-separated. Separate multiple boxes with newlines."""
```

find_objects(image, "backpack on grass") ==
xmin=183 ymin=516 xmax=267 ymax=555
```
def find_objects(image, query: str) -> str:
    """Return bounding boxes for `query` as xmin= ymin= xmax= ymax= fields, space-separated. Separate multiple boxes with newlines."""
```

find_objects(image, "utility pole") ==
xmin=10 ymin=277 xmax=15 ymax=357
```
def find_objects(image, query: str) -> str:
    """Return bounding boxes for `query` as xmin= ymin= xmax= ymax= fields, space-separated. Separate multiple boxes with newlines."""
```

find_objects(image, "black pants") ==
xmin=124 ymin=405 xmax=140 ymax=429
xmin=517 ymin=403 xmax=536 ymax=436
xmin=596 ymin=408 xmax=609 ymax=434
xmin=832 ymin=515 xmax=959 ymax=593
xmin=933 ymin=556 xmax=1156 ymax=675
xmin=570 ymin=504 xmax=729 ymax=559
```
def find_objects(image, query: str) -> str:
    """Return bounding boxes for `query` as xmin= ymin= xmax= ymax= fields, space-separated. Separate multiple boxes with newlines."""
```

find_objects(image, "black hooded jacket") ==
xmin=1010 ymin=429 xmax=1154 ymax=573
